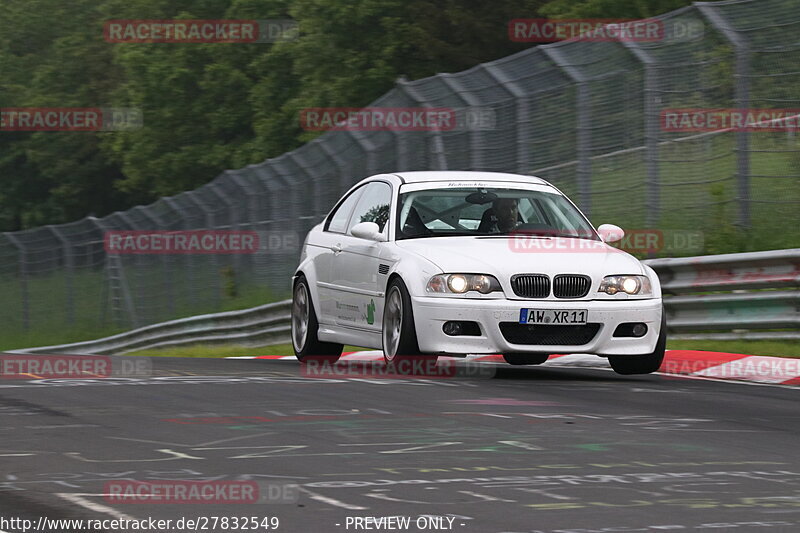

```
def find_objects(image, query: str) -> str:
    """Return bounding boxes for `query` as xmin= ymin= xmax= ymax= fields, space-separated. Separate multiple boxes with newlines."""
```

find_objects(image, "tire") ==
xmin=608 ymin=309 xmax=667 ymax=375
xmin=382 ymin=278 xmax=437 ymax=365
xmin=502 ymin=353 xmax=550 ymax=366
xmin=292 ymin=275 xmax=343 ymax=362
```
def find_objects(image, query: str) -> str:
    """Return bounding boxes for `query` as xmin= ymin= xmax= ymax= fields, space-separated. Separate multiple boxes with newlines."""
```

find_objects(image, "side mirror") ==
xmin=597 ymin=223 xmax=624 ymax=243
xmin=351 ymin=221 xmax=387 ymax=242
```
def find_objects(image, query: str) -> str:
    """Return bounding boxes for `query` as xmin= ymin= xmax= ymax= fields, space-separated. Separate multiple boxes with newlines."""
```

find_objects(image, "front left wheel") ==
xmin=382 ymin=278 xmax=437 ymax=365
xmin=292 ymin=275 xmax=343 ymax=362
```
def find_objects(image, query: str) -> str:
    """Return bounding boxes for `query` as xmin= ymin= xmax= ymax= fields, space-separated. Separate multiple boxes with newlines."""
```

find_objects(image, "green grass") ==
xmin=667 ymin=339 xmax=800 ymax=358
xmin=128 ymin=344 xmax=367 ymax=358
xmin=0 ymin=265 xmax=286 ymax=351
xmin=127 ymin=341 xmax=800 ymax=359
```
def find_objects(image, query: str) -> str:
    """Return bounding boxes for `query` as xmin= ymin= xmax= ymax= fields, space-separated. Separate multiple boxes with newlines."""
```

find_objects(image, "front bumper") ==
xmin=411 ymin=295 xmax=663 ymax=356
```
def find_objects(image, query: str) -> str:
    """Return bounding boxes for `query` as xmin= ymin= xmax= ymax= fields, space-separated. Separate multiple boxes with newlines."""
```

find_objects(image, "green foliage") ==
xmin=359 ymin=203 xmax=389 ymax=230
xmin=1 ymin=0 xmax=546 ymax=229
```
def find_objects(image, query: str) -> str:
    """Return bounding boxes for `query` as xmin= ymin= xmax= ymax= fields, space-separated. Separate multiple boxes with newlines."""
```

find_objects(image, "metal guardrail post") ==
xmin=134 ymin=205 xmax=177 ymax=317
xmin=346 ymin=130 xmax=379 ymax=179
xmin=620 ymin=40 xmax=661 ymax=228
xmin=46 ymin=225 xmax=75 ymax=326
xmin=482 ymin=62 xmax=530 ymax=175
xmin=184 ymin=190 xmax=222 ymax=311
xmin=162 ymin=196 xmax=197 ymax=310
xmin=317 ymin=136 xmax=348 ymax=192
xmin=208 ymin=181 xmax=243 ymax=275
xmin=541 ymin=47 xmax=592 ymax=217
xmin=396 ymin=79 xmax=449 ymax=170
xmin=697 ymin=2 xmax=751 ymax=229
xmin=227 ymin=171 xmax=260 ymax=283
xmin=438 ymin=74 xmax=485 ymax=170
xmin=3 ymin=233 xmax=29 ymax=331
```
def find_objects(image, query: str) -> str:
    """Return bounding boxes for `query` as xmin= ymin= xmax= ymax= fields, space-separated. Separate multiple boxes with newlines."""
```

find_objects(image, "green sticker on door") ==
xmin=366 ymin=299 xmax=376 ymax=325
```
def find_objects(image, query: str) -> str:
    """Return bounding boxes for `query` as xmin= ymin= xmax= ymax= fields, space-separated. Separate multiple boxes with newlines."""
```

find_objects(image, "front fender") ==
xmin=643 ymin=263 xmax=663 ymax=299
xmin=385 ymin=244 xmax=442 ymax=297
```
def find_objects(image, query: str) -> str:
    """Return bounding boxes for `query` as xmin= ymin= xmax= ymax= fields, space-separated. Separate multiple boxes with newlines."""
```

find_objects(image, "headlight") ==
xmin=598 ymin=275 xmax=652 ymax=296
xmin=427 ymin=274 xmax=502 ymax=294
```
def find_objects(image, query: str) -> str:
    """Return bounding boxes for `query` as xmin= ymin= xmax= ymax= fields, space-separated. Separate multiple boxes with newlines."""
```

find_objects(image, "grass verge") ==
xmin=128 ymin=344 xmax=367 ymax=358
xmin=666 ymin=339 xmax=800 ymax=358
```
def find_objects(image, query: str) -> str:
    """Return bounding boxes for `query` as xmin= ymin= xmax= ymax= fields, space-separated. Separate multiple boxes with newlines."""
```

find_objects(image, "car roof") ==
xmin=390 ymin=171 xmax=550 ymax=185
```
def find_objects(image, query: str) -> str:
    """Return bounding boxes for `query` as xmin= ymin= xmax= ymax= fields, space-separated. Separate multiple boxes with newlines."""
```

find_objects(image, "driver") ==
xmin=478 ymin=197 xmax=519 ymax=233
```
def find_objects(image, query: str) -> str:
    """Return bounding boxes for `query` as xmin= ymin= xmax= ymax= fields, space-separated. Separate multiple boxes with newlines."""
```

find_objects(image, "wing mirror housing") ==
xmin=351 ymin=221 xmax=387 ymax=242
xmin=597 ymin=223 xmax=624 ymax=243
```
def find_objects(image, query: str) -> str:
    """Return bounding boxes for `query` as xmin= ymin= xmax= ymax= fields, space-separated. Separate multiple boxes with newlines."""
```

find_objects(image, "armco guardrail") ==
xmin=10 ymin=249 xmax=799 ymax=355
xmin=648 ymin=248 xmax=800 ymax=340
xmin=11 ymin=300 xmax=292 ymax=356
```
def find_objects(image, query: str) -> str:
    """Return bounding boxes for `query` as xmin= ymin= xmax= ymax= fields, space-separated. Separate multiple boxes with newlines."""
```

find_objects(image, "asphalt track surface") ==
xmin=1 ymin=355 xmax=799 ymax=533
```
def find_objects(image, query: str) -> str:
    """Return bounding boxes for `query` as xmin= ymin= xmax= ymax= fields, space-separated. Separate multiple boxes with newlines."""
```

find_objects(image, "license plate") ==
xmin=519 ymin=309 xmax=587 ymax=325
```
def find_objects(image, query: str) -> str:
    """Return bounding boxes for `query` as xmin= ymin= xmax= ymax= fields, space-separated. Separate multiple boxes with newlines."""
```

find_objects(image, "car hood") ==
xmin=396 ymin=236 xmax=645 ymax=295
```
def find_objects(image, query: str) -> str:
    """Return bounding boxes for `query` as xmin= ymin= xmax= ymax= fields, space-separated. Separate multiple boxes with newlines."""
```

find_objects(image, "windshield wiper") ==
xmin=398 ymin=232 xmax=477 ymax=239
xmin=482 ymin=232 xmax=600 ymax=240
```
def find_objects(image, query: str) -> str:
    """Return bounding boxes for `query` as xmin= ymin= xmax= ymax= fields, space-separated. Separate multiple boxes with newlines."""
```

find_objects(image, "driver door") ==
xmin=330 ymin=181 xmax=393 ymax=333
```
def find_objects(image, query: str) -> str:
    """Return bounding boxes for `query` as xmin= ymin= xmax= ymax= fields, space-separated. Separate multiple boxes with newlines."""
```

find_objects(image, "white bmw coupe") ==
xmin=291 ymin=171 xmax=666 ymax=375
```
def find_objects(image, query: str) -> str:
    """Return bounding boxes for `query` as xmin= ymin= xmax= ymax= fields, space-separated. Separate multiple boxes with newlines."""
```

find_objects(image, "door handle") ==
xmin=332 ymin=243 xmax=342 ymax=253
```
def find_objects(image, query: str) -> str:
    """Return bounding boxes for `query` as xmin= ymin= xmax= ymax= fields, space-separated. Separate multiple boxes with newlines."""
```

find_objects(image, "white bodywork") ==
xmin=294 ymin=171 xmax=663 ymax=357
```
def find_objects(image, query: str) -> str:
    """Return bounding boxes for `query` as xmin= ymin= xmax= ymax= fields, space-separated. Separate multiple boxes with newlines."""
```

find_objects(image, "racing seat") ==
xmin=477 ymin=208 xmax=524 ymax=233
xmin=401 ymin=206 xmax=432 ymax=238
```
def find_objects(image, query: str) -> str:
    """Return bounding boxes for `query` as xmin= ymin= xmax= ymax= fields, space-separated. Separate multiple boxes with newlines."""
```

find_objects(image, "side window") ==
xmin=326 ymin=187 xmax=364 ymax=233
xmin=348 ymin=182 xmax=392 ymax=235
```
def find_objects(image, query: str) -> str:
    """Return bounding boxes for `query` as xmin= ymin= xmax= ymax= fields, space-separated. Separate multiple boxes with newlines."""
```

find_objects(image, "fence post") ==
xmin=208 ymin=182 xmax=242 ymax=278
xmin=541 ymin=47 xmax=592 ymax=216
xmin=317 ymin=136 xmax=348 ymax=194
xmin=697 ymin=3 xmax=751 ymax=229
xmin=227 ymin=171 xmax=259 ymax=284
xmin=163 ymin=196 xmax=197 ymax=311
xmin=438 ymin=74 xmax=484 ymax=170
xmin=482 ymin=63 xmax=530 ymax=174
xmin=346 ymin=130 xmax=379 ymax=179
xmin=184 ymin=190 xmax=222 ymax=311
xmin=621 ymin=41 xmax=661 ymax=228
xmin=396 ymin=78 xmax=448 ymax=170
xmin=135 ymin=205 xmax=176 ymax=317
xmin=47 ymin=226 xmax=75 ymax=326
xmin=228 ymin=171 xmax=259 ymax=227
xmin=3 ymin=233 xmax=29 ymax=331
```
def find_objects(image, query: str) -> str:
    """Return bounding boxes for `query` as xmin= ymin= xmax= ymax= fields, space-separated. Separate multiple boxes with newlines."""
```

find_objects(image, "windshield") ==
xmin=396 ymin=186 xmax=599 ymax=240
